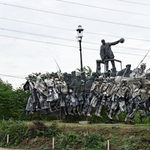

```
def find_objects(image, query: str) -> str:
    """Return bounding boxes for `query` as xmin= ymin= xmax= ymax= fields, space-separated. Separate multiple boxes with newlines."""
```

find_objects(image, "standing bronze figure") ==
xmin=100 ymin=38 xmax=124 ymax=72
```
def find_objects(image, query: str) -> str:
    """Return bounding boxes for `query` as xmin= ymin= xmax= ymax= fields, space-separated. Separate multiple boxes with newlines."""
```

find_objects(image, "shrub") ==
xmin=0 ymin=119 xmax=27 ymax=147
xmin=82 ymin=132 xmax=104 ymax=149
xmin=56 ymin=131 xmax=80 ymax=149
xmin=27 ymin=121 xmax=60 ymax=138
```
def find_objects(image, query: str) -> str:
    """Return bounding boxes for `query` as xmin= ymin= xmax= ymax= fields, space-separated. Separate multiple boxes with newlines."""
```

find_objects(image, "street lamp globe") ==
xmin=76 ymin=25 xmax=84 ymax=40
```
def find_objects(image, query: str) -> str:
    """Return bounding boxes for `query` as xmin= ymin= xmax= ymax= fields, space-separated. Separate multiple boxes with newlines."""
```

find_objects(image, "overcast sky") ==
xmin=0 ymin=0 xmax=150 ymax=89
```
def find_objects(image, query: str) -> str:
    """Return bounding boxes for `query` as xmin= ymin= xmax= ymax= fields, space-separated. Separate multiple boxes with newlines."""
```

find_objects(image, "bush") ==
xmin=82 ymin=132 xmax=104 ymax=149
xmin=133 ymin=111 xmax=150 ymax=124
xmin=27 ymin=121 xmax=60 ymax=138
xmin=44 ymin=121 xmax=61 ymax=138
xmin=0 ymin=119 xmax=27 ymax=147
xmin=56 ymin=131 xmax=80 ymax=149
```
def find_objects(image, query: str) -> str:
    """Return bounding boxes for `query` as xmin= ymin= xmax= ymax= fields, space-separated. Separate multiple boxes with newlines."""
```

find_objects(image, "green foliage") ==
xmin=133 ymin=111 xmax=150 ymax=124
xmin=118 ymin=136 xmax=141 ymax=150
xmin=34 ymin=136 xmax=39 ymax=142
xmin=26 ymin=72 xmax=58 ymax=82
xmin=56 ymin=131 xmax=80 ymax=149
xmin=28 ymin=121 xmax=60 ymax=139
xmin=82 ymin=132 xmax=104 ymax=149
xmin=140 ymin=135 xmax=150 ymax=142
xmin=76 ymin=66 xmax=92 ymax=77
xmin=0 ymin=120 xmax=150 ymax=149
xmin=44 ymin=121 xmax=61 ymax=138
xmin=0 ymin=119 xmax=27 ymax=147
xmin=0 ymin=79 xmax=29 ymax=120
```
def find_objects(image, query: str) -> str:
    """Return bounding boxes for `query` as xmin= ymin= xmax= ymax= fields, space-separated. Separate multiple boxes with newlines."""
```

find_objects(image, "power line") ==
xmin=57 ymin=0 xmax=150 ymax=17
xmin=0 ymin=27 xmax=75 ymax=42
xmin=0 ymin=2 xmax=150 ymax=30
xmin=0 ymin=74 xmax=25 ymax=79
xmin=1 ymin=17 xmax=150 ymax=43
xmin=0 ymin=34 xmax=150 ymax=58
xmin=119 ymin=0 xmax=150 ymax=6
xmin=0 ymin=34 xmax=78 ymax=48
xmin=0 ymin=17 xmax=73 ymax=31
xmin=0 ymin=27 xmax=148 ymax=52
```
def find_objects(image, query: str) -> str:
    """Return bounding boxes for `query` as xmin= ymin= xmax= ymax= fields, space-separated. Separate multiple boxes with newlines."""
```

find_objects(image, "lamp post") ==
xmin=76 ymin=25 xmax=84 ymax=72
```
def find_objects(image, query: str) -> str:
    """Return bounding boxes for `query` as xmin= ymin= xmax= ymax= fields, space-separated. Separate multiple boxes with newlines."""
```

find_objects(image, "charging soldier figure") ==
xmin=115 ymin=79 xmax=129 ymax=120
xmin=82 ymin=74 xmax=96 ymax=115
xmin=84 ymin=77 xmax=101 ymax=117
xmin=24 ymin=74 xmax=38 ymax=114
xmin=125 ymin=80 xmax=141 ymax=122
xmin=69 ymin=75 xmax=80 ymax=115
xmin=93 ymin=76 xmax=104 ymax=117
xmin=130 ymin=63 xmax=146 ymax=78
xmin=34 ymin=76 xmax=47 ymax=112
xmin=128 ymin=82 xmax=150 ymax=123
xmin=70 ymin=75 xmax=84 ymax=115
xmin=96 ymin=77 xmax=115 ymax=118
xmin=103 ymin=77 xmax=116 ymax=118
xmin=57 ymin=76 xmax=68 ymax=115
xmin=45 ymin=74 xmax=57 ymax=112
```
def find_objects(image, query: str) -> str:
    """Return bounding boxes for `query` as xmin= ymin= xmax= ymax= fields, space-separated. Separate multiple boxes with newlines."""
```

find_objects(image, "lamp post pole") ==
xmin=76 ymin=25 xmax=84 ymax=72
xmin=79 ymin=39 xmax=83 ymax=72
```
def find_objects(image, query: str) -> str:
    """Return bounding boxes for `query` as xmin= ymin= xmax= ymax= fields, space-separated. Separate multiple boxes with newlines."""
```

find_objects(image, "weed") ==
xmin=34 ymin=136 xmax=39 ymax=142
xmin=80 ymin=132 xmax=84 ymax=137
xmin=27 ymin=121 xmax=48 ymax=138
xmin=140 ymin=135 xmax=150 ymax=142
xmin=118 ymin=136 xmax=140 ymax=150
xmin=0 ymin=119 xmax=27 ymax=147
xmin=24 ymin=146 xmax=30 ymax=149
xmin=82 ymin=132 xmax=104 ymax=149
xmin=109 ymin=135 xmax=122 ymax=147
xmin=56 ymin=131 xmax=80 ymax=149
xmin=44 ymin=121 xmax=60 ymax=138
xmin=27 ymin=121 xmax=60 ymax=138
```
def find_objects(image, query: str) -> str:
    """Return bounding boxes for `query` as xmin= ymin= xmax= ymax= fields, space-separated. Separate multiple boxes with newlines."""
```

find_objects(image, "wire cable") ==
xmin=119 ymin=0 xmax=150 ymax=6
xmin=0 ymin=27 xmax=149 ymax=52
xmin=0 ymin=34 xmax=150 ymax=57
xmin=0 ymin=27 xmax=75 ymax=42
xmin=0 ymin=2 xmax=150 ymax=30
xmin=57 ymin=0 xmax=150 ymax=17
xmin=0 ymin=74 xmax=25 ymax=79
xmin=1 ymin=17 xmax=150 ymax=43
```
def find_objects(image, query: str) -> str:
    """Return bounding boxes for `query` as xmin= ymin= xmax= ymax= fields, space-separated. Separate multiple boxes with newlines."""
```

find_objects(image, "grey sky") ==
xmin=0 ymin=0 xmax=150 ymax=88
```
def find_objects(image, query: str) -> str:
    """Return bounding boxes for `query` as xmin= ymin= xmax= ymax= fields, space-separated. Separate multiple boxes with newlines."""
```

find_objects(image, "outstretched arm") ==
xmin=109 ymin=38 xmax=124 ymax=46
xmin=109 ymin=40 xmax=120 ymax=46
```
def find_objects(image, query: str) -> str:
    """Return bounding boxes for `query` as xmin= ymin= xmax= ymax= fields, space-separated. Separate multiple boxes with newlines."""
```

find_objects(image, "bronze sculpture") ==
xmin=100 ymin=38 xmax=124 ymax=72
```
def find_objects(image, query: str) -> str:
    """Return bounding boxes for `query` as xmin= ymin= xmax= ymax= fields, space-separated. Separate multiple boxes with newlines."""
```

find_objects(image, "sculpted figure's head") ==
xmin=46 ymin=72 xmax=51 ymax=79
xmin=28 ymin=74 xmax=33 ymax=80
xmin=37 ymin=76 xmax=41 ymax=81
xmin=140 ymin=63 xmax=146 ymax=71
xmin=101 ymin=39 xmax=105 ymax=45
xmin=109 ymin=77 xmax=115 ymax=84
xmin=76 ymin=75 xmax=81 ymax=81
xmin=126 ymin=64 xmax=131 ymax=70
xmin=121 ymin=79 xmax=127 ymax=86
xmin=71 ymin=71 xmax=76 ymax=77
xmin=99 ymin=76 xmax=104 ymax=83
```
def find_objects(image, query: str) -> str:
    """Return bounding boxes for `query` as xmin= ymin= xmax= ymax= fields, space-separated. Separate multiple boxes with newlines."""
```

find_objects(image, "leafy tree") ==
xmin=0 ymin=78 xmax=29 ymax=120
xmin=76 ymin=66 xmax=92 ymax=77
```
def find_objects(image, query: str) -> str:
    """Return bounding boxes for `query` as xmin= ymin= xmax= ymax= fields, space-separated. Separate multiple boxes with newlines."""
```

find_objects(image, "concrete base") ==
xmin=79 ymin=121 xmax=91 ymax=124
xmin=51 ymin=120 xmax=63 ymax=123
